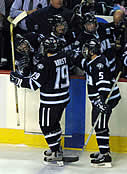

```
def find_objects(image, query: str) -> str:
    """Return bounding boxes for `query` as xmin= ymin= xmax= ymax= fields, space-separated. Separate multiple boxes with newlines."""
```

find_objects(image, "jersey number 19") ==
xmin=54 ymin=65 xmax=69 ymax=89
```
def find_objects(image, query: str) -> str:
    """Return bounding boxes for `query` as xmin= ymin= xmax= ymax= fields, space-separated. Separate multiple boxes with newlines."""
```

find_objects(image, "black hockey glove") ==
xmin=93 ymin=96 xmax=111 ymax=114
xmin=10 ymin=71 xmax=23 ymax=87
xmin=15 ymin=54 xmax=31 ymax=75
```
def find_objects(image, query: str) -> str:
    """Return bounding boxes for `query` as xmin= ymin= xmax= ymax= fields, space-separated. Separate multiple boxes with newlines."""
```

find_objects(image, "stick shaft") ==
xmin=10 ymin=23 xmax=20 ymax=126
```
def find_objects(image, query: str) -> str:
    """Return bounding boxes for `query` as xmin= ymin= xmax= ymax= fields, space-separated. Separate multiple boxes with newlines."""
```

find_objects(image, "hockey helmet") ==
xmin=48 ymin=14 xmax=68 ymax=36
xmin=81 ymin=0 xmax=95 ymax=15
xmin=43 ymin=37 xmax=60 ymax=54
xmin=82 ymin=13 xmax=97 ymax=33
xmin=15 ymin=34 xmax=33 ymax=55
xmin=82 ymin=38 xmax=101 ymax=58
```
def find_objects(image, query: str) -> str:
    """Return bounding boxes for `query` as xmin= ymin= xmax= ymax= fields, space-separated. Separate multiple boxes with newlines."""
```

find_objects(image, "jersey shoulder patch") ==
xmin=96 ymin=62 xmax=104 ymax=70
xmin=37 ymin=63 xmax=44 ymax=71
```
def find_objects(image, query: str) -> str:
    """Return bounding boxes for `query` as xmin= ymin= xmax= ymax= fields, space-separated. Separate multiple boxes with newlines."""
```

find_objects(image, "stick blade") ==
xmin=62 ymin=156 xmax=79 ymax=162
xmin=12 ymin=11 xmax=27 ymax=27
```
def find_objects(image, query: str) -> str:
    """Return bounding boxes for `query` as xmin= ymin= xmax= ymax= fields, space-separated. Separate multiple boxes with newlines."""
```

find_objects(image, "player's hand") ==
xmin=93 ymin=95 xmax=111 ymax=114
xmin=10 ymin=71 xmax=23 ymax=87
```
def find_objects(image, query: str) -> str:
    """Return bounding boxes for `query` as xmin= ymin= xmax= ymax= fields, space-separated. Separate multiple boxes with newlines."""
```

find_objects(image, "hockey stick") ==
xmin=82 ymin=71 xmax=122 ymax=151
xmin=8 ymin=11 xmax=27 ymax=27
xmin=9 ymin=11 xmax=27 ymax=126
xmin=10 ymin=23 xmax=20 ymax=126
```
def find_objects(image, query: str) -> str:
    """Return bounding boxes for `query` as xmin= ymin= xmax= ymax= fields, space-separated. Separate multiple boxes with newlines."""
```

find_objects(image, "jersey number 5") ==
xmin=54 ymin=65 xmax=69 ymax=89
xmin=99 ymin=72 xmax=104 ymax=80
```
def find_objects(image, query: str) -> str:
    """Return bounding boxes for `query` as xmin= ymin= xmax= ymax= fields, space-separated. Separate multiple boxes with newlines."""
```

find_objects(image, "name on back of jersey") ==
xmin=54 ymin=57 xmax=66 ymax=66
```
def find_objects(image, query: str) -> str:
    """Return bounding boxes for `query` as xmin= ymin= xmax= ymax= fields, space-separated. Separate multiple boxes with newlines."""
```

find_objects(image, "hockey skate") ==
xmin=43 ymin=147 xmax=79 ymax=166
xmin=44 ymin=150 xmax=64 ymax=167
xmin=44 ymin=147 xmax=63 ymax=158
xmin=91 ymin=152 xmax=112 ymax=168
xmin=44 ymin=149 xmax=52 ymax=156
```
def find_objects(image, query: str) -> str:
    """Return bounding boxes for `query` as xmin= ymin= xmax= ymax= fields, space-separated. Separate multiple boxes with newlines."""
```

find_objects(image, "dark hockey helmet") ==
xmin=43 ymin=37 xmax=59 ymax=54
xmin=82 ymin=38 xmax=101 ymax=58
xmin=48 ymin=14 xmax=68 ymax=36
xmin=81 ymin=0 xmax=95 ymax=15
xmin=15 ymin=34 xmax=33 ymax=55
xmin=82 ymin=13 xmax=97 ymax=34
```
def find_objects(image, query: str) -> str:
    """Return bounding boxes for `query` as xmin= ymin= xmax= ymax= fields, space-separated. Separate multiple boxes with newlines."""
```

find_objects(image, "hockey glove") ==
xmin=10 ymin=71 xmax=23 ymax=87
xmin=93 ymin=96 xmax=111 ymax=114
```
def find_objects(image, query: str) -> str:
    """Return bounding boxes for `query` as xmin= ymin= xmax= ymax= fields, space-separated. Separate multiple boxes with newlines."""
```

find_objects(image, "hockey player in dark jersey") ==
xmin=77 ymin=12 xmax=118 ymax=78
xmin=104 ymin=10 xmax=127 ymax=78
xmin=121 ymin=49 xmax=127 ymax=78
xmin=13 ymin=14 xmax=74 ymax=77
xmin=10 ymin=36 xmax=79 ymax=166
xmin=72 ymin=38 xmax=121 ymax=167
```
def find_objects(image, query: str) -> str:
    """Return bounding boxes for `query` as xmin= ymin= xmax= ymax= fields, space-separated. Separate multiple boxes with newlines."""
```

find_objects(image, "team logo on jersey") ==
xmin=96 ymin=63 xmax=104 ymax=70
xmin=37 ymin=63 xmax=44 ymax=70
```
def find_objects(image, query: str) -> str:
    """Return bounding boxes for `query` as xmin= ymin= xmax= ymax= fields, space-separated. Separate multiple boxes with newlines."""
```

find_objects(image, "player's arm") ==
xmin=66 ymin=48 xmax=87 ymax=71
xmin=10 ymin=60 xmax=47 ymax=91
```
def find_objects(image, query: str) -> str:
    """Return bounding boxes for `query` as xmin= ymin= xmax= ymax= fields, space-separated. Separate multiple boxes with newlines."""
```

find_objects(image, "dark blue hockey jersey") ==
xmin=21 ymin=51 xmax=71 ymax=106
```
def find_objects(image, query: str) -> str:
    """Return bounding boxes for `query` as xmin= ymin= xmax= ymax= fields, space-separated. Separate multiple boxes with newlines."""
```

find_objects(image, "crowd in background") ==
xmin=0 ymin=0 xmax=127 ymax=70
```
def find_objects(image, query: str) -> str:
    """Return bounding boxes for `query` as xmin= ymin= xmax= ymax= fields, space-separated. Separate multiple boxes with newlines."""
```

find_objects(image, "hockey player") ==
xmin=80 ymin=0 xmax=109 ymax=15
xmin=48 ymin=14 xmax=70 ymax=49
xmin=77 ymin=12 xmax=118 ymax=78
xmin=120 ymin=47 xmax=127 ymax=78
xmin=10 ymin=36 xmax=78 ymax=166
xmin=13 ymin=13 xmax=79 ymax=79
xmin=14 ymin=34 xmax=35 ymax=76
xmin=72 ymin=38 xmax=121 ymax=167
xmin=104 ymin=10 xmax=127 ymax=77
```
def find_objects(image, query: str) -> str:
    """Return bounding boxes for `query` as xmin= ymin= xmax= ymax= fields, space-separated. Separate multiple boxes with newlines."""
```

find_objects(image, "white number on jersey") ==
xmin=54 ymin=65 xmax=69 ymax=89
xmin=86 ymin=74 xmax=93 ymax=86
xmin=101 ymin=39 xmax=111 ymax=53
xmin=99 ymin=72 xmax=104 ymax=80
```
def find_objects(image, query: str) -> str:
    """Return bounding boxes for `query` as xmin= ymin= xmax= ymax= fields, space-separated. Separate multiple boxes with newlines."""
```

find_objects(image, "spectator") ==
xmin=2 ymin=0 xmax=15 ymax=70
xmin=0 ymin=0 xmax=7 ymax=68
xmin=10 ymin=0 xmax=48 ymax=34
xmin=0 ymin=0 xmax=5 ymax=17
xmin=109 ymin=0 xmax=127 ymax=15
xmin=120 ymin=0 xmax=127 ymax=15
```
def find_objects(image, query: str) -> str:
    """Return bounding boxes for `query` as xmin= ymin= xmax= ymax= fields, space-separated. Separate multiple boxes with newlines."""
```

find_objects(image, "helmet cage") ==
xmin=43 ymin=37 xmax=58 ymax=54
xmin=82 ymin=13 xmax=97 ymax=33
xmin=48 ymin=15 xmax=68 ymax=36
xmin=82 ymin=39 xmax=100 ymax=57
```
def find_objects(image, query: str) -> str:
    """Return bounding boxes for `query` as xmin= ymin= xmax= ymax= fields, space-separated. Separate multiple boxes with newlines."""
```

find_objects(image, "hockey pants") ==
xmin=39 ymin=103 xmax=67 ymax=152
xmin=92 ymin=99 xmax=120 ymax=154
